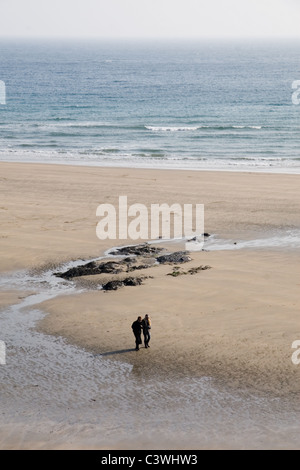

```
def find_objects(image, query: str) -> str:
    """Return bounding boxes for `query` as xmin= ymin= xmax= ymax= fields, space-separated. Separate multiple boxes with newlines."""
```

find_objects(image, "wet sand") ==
xmin=37 ymin=249 xmax=300 ymax=396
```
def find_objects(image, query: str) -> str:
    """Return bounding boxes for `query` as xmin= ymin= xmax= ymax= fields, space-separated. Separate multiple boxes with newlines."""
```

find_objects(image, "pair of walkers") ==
xmin=131 ymin=315 xmax=151 ymax=351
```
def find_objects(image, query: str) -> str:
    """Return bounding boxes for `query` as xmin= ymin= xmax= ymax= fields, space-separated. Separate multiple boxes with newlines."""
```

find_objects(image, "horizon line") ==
xmin=1 ymin=35 xmax=300 ymax=42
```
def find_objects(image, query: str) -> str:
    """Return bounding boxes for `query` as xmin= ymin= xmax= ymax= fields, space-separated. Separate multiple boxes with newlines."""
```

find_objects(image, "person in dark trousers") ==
xmin=142 ymin=314 xmax=151 ymax=348
xmin=131 ymin=316 xmax=143 ymax=351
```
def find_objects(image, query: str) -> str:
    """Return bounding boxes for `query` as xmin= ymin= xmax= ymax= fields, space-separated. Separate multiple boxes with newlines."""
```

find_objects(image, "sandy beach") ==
xmin=0 ymin=161 xmax=300 ymax=449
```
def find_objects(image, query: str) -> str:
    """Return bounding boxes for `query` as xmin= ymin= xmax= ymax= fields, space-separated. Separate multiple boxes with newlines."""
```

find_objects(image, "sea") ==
xmin=0 ymin=39 xmax=300 ymax=172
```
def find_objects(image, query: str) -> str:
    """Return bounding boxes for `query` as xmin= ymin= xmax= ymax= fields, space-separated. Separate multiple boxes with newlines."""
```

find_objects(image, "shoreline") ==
xmin=1 ymin=158 xmax=300 ymax=175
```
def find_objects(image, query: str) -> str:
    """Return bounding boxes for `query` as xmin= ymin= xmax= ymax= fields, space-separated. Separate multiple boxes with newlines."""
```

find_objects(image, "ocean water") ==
xmin=0 ymin=39 xmax=300 ymax=172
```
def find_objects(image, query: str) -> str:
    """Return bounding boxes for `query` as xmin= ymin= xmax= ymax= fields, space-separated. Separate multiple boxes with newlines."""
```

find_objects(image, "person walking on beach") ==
xmin=131 ymin=316 xmax=143 ymax=351
xmin=142 ymin=314 xmax=151 ymax=348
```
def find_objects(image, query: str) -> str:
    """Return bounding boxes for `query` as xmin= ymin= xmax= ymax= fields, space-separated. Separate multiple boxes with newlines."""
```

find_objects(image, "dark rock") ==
xmin=187 ymin=236 xmax=197 ymax=242
xmin=85 ymin=261 xmax=97 ymax=268
xmin=98 ymin=261 xmax=124 ymax=274
xmin=111 ymin=243 xmax=163 ymax=257
xmin=124 ymin=257 xmax=135 ymax=264
xmin=55 ymin=244 xmax=163 ymax=279
xmin=54 ymin=265 xmax=95 ymax=279
xmin=102 ymin=280 xmax=124 ymax=291
xmin=156 ymin=251 xmax=191 ymax=264
xmin=187 ymin=234 xmax=210 ymax=242
xmin=102 ymin=277 xmax=144 ymax=291
xmin=126 ymin=264 xmax=150 ymax=272
xmin=55 ymin=260 xmax=125 ymax=279
xmin=123 ymin=277 xmax=143 ymax=286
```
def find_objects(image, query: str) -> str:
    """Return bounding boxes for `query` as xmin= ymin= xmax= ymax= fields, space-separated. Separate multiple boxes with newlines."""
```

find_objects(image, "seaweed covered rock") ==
xmin=102 ymin=280 xmax=124 ymax=291
xmin=55 ymin=260 xmax=125 ymax=279
xmin=123 ymin=277 xmax=144 ymax=286
xmin=110 ymin=243 xmax=163 ymax=257
xmin=156 ymin=251 xmax=191 ymax=264
xmin=102 ymin=277 xmax=144 ymax=291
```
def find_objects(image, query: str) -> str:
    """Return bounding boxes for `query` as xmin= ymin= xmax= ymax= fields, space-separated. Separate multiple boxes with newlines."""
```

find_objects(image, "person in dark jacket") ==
xmin=131 ymin=316 xmax=143 ymax=351
xmin=142 ymin=314 xmax=151 ymax=348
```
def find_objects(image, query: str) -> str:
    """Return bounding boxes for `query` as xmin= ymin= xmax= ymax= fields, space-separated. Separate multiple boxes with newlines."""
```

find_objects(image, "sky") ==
xmin=0 ymin=0 xmax=300 ymax=39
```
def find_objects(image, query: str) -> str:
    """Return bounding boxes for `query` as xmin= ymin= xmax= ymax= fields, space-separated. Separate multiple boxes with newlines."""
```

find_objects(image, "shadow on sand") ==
xmin=96 ymin=348 xmax=136 ymax=357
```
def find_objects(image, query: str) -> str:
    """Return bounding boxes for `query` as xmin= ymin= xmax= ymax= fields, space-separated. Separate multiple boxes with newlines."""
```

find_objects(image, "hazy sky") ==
xmin=0 ymin=0 xmax=300 ymax=39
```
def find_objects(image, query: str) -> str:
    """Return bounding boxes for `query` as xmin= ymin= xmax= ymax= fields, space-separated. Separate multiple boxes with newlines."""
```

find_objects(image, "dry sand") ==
xmin=0 ymin=162 xmax=300 ymax=448
xmin=1 ymin=161 xmax=300 ymax=272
